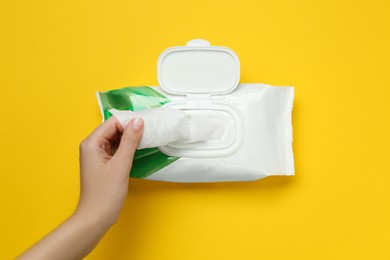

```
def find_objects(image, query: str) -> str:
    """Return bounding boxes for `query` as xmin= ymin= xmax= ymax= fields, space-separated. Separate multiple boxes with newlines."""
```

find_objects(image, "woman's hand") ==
xmin=77 ymin=116 xmax=144 ymax=226
xmin=18 ymin=116 xmax=144 ymax=260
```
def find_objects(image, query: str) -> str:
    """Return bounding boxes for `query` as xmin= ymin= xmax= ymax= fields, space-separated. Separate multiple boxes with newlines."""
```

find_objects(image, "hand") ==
xmin=76 ymin=116 xmax=144 ymax=226
xmin=18 ymin=116 xmax=144 ymax=260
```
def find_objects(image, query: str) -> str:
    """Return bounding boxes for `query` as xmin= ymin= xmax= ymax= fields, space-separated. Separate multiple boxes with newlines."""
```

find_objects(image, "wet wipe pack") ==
xmin=96 ymin=39 xmax=294 ymax=182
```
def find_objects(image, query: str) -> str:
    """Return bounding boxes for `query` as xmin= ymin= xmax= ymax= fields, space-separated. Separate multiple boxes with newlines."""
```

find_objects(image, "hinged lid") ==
xmin=157 ymin=39 xmax=240 ymax=95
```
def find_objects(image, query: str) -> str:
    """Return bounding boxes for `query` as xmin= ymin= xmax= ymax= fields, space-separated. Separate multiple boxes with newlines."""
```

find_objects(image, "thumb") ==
xmin=112 ymin=117 xmax=144 ymax=173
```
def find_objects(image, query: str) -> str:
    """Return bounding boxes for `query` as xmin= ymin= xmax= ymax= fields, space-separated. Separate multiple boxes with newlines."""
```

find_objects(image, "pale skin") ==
xmin=18 ymin=116 xmax=144 ymax=260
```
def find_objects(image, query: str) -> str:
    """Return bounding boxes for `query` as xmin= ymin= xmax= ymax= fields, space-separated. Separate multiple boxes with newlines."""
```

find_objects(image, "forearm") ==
xmin=18 ymin=117 xmax=143 ymax=259
xmin=18 ymin=212 xmax=112 ymax=260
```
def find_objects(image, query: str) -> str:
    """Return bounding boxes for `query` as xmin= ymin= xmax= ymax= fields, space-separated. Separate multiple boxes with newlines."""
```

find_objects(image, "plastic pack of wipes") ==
xmin=96 ymin=39 xmax=294 ymax=182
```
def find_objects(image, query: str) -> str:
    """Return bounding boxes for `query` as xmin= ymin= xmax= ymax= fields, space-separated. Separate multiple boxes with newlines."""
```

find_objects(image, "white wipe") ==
xmin=109 ymin=107 xmax=224 ymax=149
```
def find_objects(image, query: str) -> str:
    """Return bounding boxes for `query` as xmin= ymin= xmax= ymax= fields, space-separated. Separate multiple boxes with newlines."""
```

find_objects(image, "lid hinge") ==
xmin=186 ymin=94 xmax=212 ymax=107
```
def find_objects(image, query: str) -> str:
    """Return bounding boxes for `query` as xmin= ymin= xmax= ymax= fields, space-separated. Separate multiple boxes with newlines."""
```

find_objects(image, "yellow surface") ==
xmin=1 ymin=0 xmax=389 ymax=259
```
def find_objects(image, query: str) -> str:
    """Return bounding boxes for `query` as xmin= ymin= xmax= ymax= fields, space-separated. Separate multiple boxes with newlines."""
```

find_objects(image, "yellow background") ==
xmin=1 ymin=0 xmax=389 ymax=259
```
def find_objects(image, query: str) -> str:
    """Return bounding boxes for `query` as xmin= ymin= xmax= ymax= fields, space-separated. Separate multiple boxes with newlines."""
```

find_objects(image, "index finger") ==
xmin=87 ymin=116 xmax=124 ymax=143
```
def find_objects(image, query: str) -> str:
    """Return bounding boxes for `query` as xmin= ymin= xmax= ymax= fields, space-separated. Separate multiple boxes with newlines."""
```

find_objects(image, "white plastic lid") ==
xmin=157 ymin=39 xmax=240 ymax=95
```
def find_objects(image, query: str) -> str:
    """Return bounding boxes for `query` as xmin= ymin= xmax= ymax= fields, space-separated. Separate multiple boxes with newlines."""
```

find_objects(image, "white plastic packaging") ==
xmin=148 ymin=83 xmax=294 ymax=182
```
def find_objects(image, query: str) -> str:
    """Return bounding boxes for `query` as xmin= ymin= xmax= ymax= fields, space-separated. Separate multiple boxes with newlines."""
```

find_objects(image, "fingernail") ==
xmin=131 ymin=117 xmax=143 ymax=131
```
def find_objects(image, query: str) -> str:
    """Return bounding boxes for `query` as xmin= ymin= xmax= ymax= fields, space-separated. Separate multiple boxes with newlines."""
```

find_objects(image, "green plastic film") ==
xmin=97 ymin=86 xmax=179 ymax=179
